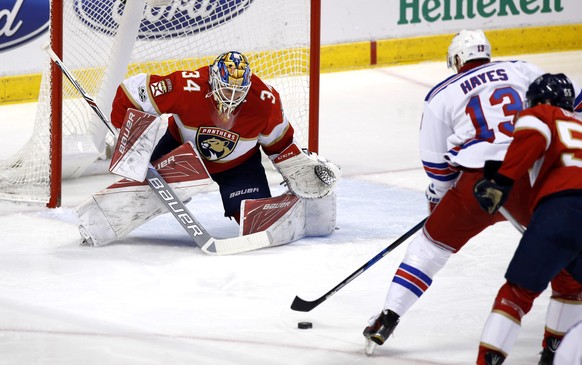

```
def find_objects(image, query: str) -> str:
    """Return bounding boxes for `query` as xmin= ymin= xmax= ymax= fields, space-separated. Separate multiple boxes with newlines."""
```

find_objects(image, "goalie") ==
xmin=76 ymin=51 xmax=340 ymax=250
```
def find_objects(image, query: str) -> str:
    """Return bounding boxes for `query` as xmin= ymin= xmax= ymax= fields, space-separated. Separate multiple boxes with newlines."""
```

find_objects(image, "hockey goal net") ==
xmin=0 ymin=0 xmax=320 ymax=207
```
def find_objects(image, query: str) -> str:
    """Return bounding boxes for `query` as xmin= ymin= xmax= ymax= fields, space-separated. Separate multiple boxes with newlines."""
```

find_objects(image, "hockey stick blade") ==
xmin=290 ymin=217 xmax=427 ymax=312
xmin=201 ymin=230 xmax=272 ymax=255
xmin=45 ymin=45 xmax=274 ymax=256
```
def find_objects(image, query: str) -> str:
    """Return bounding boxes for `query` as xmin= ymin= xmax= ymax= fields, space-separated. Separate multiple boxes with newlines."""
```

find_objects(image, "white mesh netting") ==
xmin=0 ymin=0 xmax=312 ymax=205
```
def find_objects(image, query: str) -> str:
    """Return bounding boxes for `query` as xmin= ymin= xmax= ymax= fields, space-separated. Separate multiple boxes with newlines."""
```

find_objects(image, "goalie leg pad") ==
xmin=240 ymin=192 xmax=337 ymax=247
xmin=76 ymin=142 xmax=212 ymax=247
xmin=304 ymin=191 xmax=337 ymax=236
xmin=240 ymin=193 xmax=306 ymax=247
xmin=77 ymin=198 xmax=119 ymax=247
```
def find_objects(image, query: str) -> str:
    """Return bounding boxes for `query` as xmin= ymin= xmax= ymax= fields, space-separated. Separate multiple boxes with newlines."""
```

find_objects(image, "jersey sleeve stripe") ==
xmin=258 ymin=116 xmax=290 ymax=147
xmin=422 ymin=161 xmax=450 ymax=168
xmin=422 ymin=160 xmax=459 ymax=181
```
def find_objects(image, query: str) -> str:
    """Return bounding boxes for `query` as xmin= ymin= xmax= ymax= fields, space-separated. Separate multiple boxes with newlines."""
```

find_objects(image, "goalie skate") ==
xmin=79 ymin=225 xmax=96 ymax=247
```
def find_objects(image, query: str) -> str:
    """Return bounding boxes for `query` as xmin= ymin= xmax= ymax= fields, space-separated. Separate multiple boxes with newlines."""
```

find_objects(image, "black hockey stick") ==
xmin=498 ymin=207 xmax=525 ymax=234
xmin=291 ymin=217 xmax=428 ymax=312
xmin=44 ymin=45 xmax=272 ymax=255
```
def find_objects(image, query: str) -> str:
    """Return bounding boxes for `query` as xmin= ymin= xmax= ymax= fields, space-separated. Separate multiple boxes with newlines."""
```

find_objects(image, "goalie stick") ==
xmin=290 ymin=217 xmax=428 ymax=312
xmin=44 ymin=44 xmax=273 ymax=255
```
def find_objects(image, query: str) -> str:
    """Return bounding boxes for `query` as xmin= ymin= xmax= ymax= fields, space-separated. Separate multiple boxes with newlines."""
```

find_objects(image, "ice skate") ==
xmin=362 ymin=310 xmax=399 ymax=355
xmin=484 ymin=350 xmax=506 ymax=365
xmin=538 ymin=336 xmax=560 ymax=365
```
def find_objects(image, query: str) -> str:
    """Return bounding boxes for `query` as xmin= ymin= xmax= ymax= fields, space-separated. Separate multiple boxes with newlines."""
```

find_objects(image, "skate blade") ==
xmin=365 ymin=339 xmax=377 ymax=356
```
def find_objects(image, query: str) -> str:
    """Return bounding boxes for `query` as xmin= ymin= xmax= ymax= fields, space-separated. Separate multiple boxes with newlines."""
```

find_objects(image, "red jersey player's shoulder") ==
xmin=249 ymin=74 xmax=281 ymax=99
xmin=518 ymin=104 xmax=561 ymax=124
xmin=244 ymin=74 xmax=283 ymax=113
xmin=519 ymin=104 xmax=581 ymax=124
xmin=149 ymin=67 xmax=210 ymax=94
xmin=148 ymin=67 xmax=211 ymax=114
xmin=518 ymin=104 xmax=552 ymax=117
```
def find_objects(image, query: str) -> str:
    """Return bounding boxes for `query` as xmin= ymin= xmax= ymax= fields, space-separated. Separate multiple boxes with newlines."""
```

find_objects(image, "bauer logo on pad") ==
xmin=74 ymin=0 xmax=253 ymax=40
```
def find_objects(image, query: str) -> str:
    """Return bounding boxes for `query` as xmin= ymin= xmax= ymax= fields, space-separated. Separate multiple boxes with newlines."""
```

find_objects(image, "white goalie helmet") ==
xmin=209 ymin=51 xmax=252 ymax=115
xmin=447 ymin=29 xmax=491 ymax=73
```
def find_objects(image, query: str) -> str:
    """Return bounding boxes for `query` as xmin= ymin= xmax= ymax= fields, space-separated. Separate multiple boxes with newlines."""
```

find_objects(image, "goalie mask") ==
xmin=447 ymin=29 xmax=491 ymax=73
xmin=525 ymin=73 xmax=575 ymax=111
xmin=209 ymin=51 xmax=252 ymax=117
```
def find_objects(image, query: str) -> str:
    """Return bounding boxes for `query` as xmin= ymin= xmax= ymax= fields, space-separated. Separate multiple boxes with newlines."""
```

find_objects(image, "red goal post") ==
xmin=0 ymin=0 xmax=320 ymax=208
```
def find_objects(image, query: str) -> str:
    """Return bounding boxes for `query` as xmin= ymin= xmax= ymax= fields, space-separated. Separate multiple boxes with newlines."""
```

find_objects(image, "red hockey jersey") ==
xmin=498 ymin=104 xmax=582 ymax=210
xmin=110 ymin=66 xmax=294 ymax=174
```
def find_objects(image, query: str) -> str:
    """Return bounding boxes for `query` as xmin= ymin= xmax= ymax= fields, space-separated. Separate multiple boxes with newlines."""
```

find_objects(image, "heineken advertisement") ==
xmin=320 ymin=0 xmax=581 ymax=43
xmin=397 ymin=0 xmax=566 ymax=24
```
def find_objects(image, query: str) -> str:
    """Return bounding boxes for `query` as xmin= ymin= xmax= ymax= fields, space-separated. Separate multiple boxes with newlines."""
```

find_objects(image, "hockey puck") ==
xmin=298 ymin=321 xmax=313 ymax=329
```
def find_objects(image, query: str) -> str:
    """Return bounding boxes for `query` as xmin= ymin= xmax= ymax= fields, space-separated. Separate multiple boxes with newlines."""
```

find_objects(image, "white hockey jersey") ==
xmin=419 ymin=60 xmax=544 ymax=198
xmin=554 ymin=320 xmax=582 ymax=365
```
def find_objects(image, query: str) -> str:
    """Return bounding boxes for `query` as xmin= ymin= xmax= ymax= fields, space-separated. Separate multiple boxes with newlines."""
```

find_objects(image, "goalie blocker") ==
xmin=109 ymin=108 xmax=168 ymax=182
xmin=77 ymin=109 xmax=338 ymax=251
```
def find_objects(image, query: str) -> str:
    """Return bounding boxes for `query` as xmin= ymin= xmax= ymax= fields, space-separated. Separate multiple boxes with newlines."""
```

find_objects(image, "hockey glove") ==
xmin=425 ymin=184 xmax=441 ymax=213
xmin=473 ymin=173 xmax=514 ymax=214
xmin=271 ymin=143 xmax=341 ymax=199
xmin=483 ymin=160 xmax=503 ymax=180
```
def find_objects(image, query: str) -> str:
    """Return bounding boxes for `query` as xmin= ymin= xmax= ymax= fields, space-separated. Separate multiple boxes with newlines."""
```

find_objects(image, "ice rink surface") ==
xmin=0 ymin=51 xmax=581 ymax=365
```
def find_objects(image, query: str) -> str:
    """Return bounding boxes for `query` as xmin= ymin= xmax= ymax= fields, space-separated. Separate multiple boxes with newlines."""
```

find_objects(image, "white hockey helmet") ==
xmin=447 ymin=30 xmax=491 ymax=72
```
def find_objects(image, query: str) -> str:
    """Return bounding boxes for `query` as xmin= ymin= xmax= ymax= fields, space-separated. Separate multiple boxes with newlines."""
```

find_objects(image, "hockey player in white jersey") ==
xmin=554 ymin=320 xmax=582 ymax=365
xmin=363 ymin=29 xmax=546 ymax=356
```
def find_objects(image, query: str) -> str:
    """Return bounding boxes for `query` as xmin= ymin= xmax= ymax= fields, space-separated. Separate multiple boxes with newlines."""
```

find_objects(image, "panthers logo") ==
xmin=196 ymin=127 xmax=239 ymax=161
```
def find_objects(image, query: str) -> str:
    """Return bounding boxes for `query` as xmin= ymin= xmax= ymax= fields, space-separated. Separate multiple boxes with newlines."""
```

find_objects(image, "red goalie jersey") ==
xmin=497 ymin=104 xmax=582 ymax=210
xmin=110 ymin=66 xmax=294 ymax=174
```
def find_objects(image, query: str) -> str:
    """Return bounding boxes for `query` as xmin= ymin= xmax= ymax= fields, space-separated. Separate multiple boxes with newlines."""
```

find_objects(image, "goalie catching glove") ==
xmin=271 ymin=143 xmax=341 ymax=199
